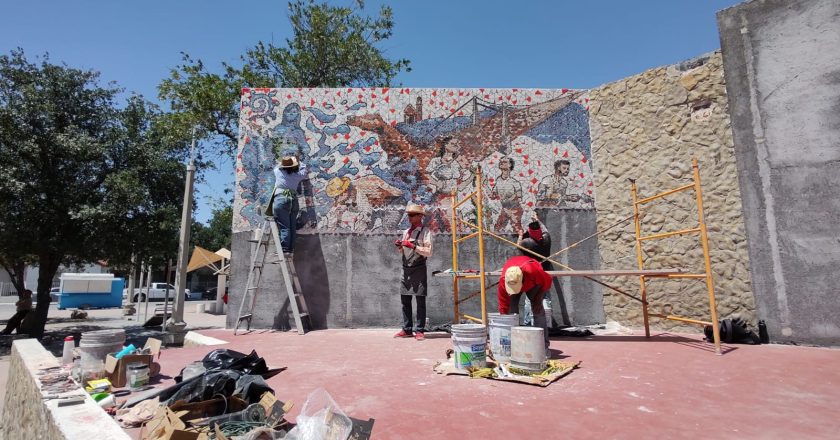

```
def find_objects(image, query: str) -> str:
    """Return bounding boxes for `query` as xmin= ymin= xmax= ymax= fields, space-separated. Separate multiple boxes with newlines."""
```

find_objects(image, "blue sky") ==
xmin=1 ymin=0 xmax=742 ymax=223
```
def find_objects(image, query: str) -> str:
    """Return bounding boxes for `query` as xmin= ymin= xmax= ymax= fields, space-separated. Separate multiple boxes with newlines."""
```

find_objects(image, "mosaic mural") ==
xmin=233 ymin=88 xmax=594 ymax=233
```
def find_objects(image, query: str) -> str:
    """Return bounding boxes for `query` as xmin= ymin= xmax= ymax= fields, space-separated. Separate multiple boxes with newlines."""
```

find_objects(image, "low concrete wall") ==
xmin=1 ymin=339 xmax=130 ymax=440
xmin=228 ymin=209 xmax=604 ymax=330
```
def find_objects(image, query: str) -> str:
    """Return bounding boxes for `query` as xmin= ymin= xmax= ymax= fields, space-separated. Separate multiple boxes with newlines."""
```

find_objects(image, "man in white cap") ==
xmin=497 ymin=255 xmax=552 ymax=349
xmin=394 ymin=203 xmax=433 ymax=340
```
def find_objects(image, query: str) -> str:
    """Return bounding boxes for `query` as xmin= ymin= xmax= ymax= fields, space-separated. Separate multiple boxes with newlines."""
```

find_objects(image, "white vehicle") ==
xmin=126 ymin=283 xmax=191 ymax=302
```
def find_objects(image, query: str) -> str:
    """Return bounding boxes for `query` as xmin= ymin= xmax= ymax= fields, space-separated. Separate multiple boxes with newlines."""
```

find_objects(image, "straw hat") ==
xmin=278 ymin=156 xmax=299 ymax=169
xmin=504 ymin=266 xmax=524 ymax=295
xmin=405 ymin=203 xmax=426 ymax=215
xmin=325 ymin=177 xmax=351 ymax=198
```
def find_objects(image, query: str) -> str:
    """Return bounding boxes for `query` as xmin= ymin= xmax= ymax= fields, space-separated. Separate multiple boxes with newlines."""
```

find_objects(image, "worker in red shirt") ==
xmin=498 ymin=255 xmax=553 ymax=349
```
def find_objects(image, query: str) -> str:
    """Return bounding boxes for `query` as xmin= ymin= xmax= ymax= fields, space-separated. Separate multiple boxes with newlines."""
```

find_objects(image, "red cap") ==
xmin=64 ymin=336 xmax=73 ymax=341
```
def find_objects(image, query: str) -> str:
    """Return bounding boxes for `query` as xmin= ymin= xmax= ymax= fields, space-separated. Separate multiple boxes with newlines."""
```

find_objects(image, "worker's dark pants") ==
xmin=507 ymin=285 xmax=549 ymax=348
xmin=1 ymin=310 xmax=28 ymax=335
xmin=401 ymin=295 xmax=426 ymax=333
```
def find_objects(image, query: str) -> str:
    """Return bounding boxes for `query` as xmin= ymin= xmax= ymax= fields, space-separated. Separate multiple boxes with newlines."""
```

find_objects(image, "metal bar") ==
xmin=457 ymin=290 xmax=482 ymax=304
xmin=451 ymin=190 xmax=459 ymax=325
xmin=457 ymin=217 xmax=479 ymax=230
xmin=548 ymin=213 xmax=636 ymax=259
xmin=461 ymin=314 xmax=483 ymax=323
xmin=694 ymin=158 xmax=722 ymax=355
xmin=660 ymin=273 xmax=707 ymax=279
xmin=632 ymin=180 xmax=651 ymax=338
xmin=648 ymin=313 xmax=712 ymax=326
xmin=457 ymin=274 xmax=482 ymax=279
xmin=475 ymin=166 xmax=488 ymax=325
xmin=453 ymin=191 xmax=478 ymax=208
xmin=638 ymin=227 xmax=701 ymax=241
xmin=482 ymin=228 xmax=646 ymax=303
xmin=636 ymin=183 xmax=695 ymax=205
xmin=454 ymin=231 xmax=479 ymax=244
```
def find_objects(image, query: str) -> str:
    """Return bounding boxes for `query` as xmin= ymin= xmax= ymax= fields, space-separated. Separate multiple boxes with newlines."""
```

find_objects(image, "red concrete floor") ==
xmin=129 ymin=329 xmax=840 ymax=439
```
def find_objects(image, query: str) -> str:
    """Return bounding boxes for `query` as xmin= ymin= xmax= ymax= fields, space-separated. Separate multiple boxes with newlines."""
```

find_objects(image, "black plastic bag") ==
xmin=705 ymin=316 xmax=760 ymax=345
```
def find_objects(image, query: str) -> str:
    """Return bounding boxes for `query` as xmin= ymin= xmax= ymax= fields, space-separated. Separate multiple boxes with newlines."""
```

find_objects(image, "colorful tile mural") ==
xmin=233 ymin=88 xmax=594 ymax=233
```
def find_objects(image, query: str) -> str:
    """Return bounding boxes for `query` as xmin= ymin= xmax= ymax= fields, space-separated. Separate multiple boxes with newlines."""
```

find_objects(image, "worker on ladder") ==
xmin=394 ymin=203 xmax=433 ymax=341
xmin=269 ymin=155 xmax=308 ymax=255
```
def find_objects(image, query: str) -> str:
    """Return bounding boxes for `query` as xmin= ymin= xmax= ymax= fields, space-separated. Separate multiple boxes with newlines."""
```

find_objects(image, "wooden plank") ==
xmin=434 ymin=269 xmax=682 ymax=278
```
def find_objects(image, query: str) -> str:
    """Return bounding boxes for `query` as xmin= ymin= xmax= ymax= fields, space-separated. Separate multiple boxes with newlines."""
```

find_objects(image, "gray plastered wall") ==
xmin=227 ymin=209 xmax=604 ymax=330
xmin=717 ymin=0 xmax=840 ymax=345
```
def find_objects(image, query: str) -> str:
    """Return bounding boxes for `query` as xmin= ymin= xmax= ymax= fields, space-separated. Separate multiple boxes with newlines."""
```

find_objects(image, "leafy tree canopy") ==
xmin=158 ymin=0 xmax=411 ymax=156
xmin=0 ymin=49 xmax=193 ymax=336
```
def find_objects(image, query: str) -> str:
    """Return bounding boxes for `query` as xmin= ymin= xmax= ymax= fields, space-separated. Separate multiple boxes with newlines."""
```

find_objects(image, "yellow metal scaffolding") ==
xmin=631 ymin=158 xmax=722 ymax=354
xmin=445 ymin=158 xmax=723 ymax=354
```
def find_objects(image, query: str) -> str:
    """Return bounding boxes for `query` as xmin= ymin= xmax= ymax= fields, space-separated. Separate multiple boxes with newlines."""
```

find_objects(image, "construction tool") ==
xmin=235 ymin=219 xmax=310 ymax=335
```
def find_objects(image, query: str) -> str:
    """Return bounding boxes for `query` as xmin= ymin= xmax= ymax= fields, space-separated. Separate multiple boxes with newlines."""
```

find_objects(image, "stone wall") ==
xmin=1 ymin=339 xmax=130 ymax=440
xmin=588 ymin=51 xmax=756 ymax=331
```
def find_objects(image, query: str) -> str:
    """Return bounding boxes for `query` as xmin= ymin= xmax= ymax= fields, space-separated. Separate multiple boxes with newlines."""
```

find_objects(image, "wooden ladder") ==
xmin=234 ymin=219 xmax=310 ymax=335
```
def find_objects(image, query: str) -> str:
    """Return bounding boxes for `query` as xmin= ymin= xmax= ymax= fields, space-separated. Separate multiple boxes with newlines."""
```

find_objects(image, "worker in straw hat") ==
xmin=394 ymin=203 xmax=433 ymax=340
xmin=498 ymin=255 xmax=553 ymax=350
xmin=269 ymin=155 xmax=308 ymax=254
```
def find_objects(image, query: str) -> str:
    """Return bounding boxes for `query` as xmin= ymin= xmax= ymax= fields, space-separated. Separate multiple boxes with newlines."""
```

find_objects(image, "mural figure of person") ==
xmin=273 ymin=103 xmax=309 ymax=159
xmin=324 ymin=176 xmax=363 ymax=230
xmin=537 ymin=159 xmax=593 ymax=208
xmin=426 ymin=136 xmax=466 ymax=230
xmin=491 ymin=156 xmax=524 ymax=232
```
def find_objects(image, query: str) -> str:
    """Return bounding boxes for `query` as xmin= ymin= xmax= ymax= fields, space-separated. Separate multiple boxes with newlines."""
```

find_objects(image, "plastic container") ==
xmin=79 ymin=329 xmax=125 ymax=366
xmin=488 ymin=313 xmax=518 ymax=363
xmin=62 ymin=336 xmax=75 ymax=365
xmin=510 ymin=326 xmax=546 ymax=372
xmin=127 ymin=362 xmax=149 ymax=390
xmin=114 ymin=344 xmax=136 ymax=360
xmin=81 ymin=358 xmax=106 ymax=382
xmin=451 ymin=323 xmax=488 ymax=370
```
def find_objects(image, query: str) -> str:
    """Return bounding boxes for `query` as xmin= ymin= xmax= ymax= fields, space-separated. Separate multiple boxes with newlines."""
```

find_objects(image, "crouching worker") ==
xmin=394 ymin=203 xmax=433 ymax=341
xmin=498 ymin=256 xmax=552 ymax=350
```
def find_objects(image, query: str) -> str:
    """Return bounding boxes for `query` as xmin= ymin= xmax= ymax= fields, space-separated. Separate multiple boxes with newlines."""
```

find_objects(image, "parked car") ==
xmin=125 ymin=283 xmax=191 ymax=302
xmin=202 ymin=287 xmax=226 ymax=300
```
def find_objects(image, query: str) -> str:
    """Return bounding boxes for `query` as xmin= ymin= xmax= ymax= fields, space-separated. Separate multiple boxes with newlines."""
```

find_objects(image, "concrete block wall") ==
xmin=718 ymin=0 xmax=840 ymax=345
xmin=1 ymin=339 xmax=130 ymax=440
xmin=588 ymin=52 xmax=756 ymax=331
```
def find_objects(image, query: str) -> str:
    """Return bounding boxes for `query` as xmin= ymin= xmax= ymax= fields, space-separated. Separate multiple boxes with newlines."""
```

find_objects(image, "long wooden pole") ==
xmin=475 ymin=167 xmax=488 ymax=325
xmin=451 ymin=190 xmax=459 ymax=324
xmin=631 ymin=180 xmax=651 ymax=338
xmin=693 ymin=158 xmax=722 ymax=355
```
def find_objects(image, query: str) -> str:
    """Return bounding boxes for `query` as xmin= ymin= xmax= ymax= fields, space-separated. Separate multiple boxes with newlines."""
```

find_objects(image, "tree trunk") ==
xmin=0 ymin=259 xmax=27 ymax=294
xmin=23 ymin=253 xmax=61 ymax=338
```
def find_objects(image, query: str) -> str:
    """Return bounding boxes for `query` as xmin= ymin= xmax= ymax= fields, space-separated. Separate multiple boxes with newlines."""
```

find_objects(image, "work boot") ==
xmin=414 ymin=331 xmax=425 ymax=341
xmin=393 ymin=329 xmax=413 ymax=338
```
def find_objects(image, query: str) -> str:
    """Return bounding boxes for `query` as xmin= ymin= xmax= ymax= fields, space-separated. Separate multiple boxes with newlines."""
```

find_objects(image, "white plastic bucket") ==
xmin=488 ymin=322 xmax=512 ymax=362
xmin=451 ymin=323 xmax=487 ymax=370
xmin=488 ymin=313 xmax=519 ymax=327
xmin=79 ymin=329 xmax=125 ymax=366
xmin=510 ymin=326 xmax=546 ymax=371
xmin=453 ymin=336 xmax=487 ymax=369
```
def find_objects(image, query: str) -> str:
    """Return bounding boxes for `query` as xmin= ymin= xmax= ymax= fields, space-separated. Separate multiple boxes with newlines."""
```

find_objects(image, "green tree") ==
xmin=192 ymin=205 xmax=233 ymax=251
xmin=0 ymin=49 xmax=191 ymax=337
xmin=158 ymin=0 xmax=410 ymax=155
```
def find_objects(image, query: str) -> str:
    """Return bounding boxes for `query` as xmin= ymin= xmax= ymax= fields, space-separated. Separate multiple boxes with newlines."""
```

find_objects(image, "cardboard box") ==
xmin=105 ymin=337 xmax=161 ymax=387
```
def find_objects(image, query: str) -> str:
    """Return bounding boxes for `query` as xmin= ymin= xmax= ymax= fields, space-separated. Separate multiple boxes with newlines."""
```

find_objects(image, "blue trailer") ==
xmin=57 ymin=274 xmax=124 ymax=310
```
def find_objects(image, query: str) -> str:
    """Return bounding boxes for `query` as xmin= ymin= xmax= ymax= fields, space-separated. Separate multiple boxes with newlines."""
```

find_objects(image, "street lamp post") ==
xmin=165 ymin=134 xmax=196 ymax=345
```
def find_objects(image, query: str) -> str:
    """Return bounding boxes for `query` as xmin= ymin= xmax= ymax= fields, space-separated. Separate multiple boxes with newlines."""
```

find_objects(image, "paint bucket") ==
xmin=488 ymin=314 xmax=518 ymax=362
xmin=451 ymin=324 xmax=487 ymax=369
xmin=510 ymin=326 xmax=546 ymax=372
xmin=79 ymin=329 xmax=125 ymax=366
